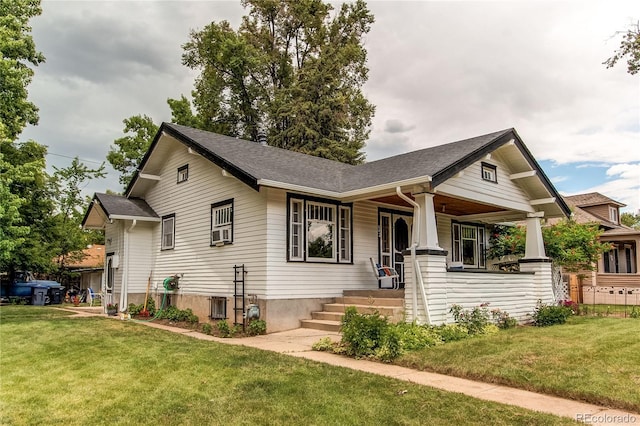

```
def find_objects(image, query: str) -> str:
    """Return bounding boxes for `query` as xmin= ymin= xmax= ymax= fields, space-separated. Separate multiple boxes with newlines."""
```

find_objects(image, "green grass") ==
xmin=398 ymin=316 xmax=640 ymax=413
xmin=0 ymin=306 xmax=575 ymax=425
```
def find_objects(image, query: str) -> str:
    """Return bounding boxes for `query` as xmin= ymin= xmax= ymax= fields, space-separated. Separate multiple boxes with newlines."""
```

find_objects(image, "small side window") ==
xmin=161 ymin=214 xmax=175 ymax=250
xmin=481 ymin=162 xmax=497 ymax=183
xmin=177 ymin=164 xmax=189 ymax=183
xmin=211 ymin=199 xmax=233 ymax=246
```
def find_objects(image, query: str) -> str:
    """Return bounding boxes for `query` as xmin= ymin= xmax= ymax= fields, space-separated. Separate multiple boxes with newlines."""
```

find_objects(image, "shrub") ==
xmin=450 ymin=303 xmax=491 ymax=335
xmin=531 ymin=302 xmax=572 ymax=326
xmin=340 ymin=306 xmax=391 ymax=358
xmin=247 ymin=319 xmax=267 ymax=336
xmin=375 ymin=326 xmax=403 ymax=362
xmin=491 ymin=309 xmax=518 ymax=329
xmin=395 ymin=322 xmax=442 ymax=350
xmin=128 ymin=298 xmax=156 ymax=316
xmin=434 ymin=324 xmax=469 ymax=342
xmin=201 ymin=323 xmax=213 ymax=335
xmin=217 ymin=320 xmax=233 ymax=337
xmin=157 ymin=306 xmax=198 ymax=323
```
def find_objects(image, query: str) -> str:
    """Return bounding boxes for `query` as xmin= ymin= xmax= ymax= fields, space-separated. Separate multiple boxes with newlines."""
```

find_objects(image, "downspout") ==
xmin=120 ymin=219 xmax=137 ymax=312
xmin=395 ymin=187 xmax=432 ymax=324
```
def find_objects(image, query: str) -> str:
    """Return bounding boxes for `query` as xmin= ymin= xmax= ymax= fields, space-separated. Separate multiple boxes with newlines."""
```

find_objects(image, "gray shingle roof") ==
xmin=95 ymin=193 xmax=158 ymax=219
xmin=156 ymin=123 xmax=513 ymax=193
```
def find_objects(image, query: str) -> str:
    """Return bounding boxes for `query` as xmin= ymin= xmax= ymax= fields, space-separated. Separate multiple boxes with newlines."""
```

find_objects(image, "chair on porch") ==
xmin=370 ymin=258 xmax=399 ymax=289
xmin=87 ymin=287 xmax=102 ymax=307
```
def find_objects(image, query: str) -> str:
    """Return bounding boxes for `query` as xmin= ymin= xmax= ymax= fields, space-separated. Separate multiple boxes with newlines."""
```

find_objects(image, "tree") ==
xmin=106 ymin=114 xmax=158 ymax=187
xmin=621 ymin=212 xmax=640 ymax=229
xmin=487 ymin=220 xmax=611 ymax=272
xmin=51 ymin=158 xmax=106 ymax=269
xmin=604 ymin=21 xmax=640 ymax=75
xmin=0 ymin=0 xmax=46 ymax=140
xmin=177 ymin=0 xmax=375 ymax=164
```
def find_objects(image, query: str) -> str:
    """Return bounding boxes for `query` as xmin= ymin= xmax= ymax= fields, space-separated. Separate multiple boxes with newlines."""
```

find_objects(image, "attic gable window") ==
xmin=211 ymin=199 xmax=233 ymax=246
xmin=287 ymin=194 xmax=352 ymax=264
xmin=609 ymin=206 xmax=618 ymax=224
xmin=481 ymin=162 xmax=497 ymax=183
xmin=177 ymin=164 xmax=189 ymax=183
xmin=161 ymin=214 xmax=175 ymax=250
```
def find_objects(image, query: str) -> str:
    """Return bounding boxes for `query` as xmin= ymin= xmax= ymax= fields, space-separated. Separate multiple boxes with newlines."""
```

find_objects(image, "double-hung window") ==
xmin=481 ymin=162 xmax=497 ymax=183
xmin=452 ymin=222 xmax=486 ymax=268
xmin=288 ymin=194 xmax=352 ymax=263
xmin=211 ymin=199 xmax=233 ymax=246
xmin=177 ymin=164 xmax=189 ymax=183
xmin=161 ymin=214 xmax=175 ymax=250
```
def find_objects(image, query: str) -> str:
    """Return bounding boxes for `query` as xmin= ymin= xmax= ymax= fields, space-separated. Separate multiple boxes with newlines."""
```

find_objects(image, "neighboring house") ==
xmin=82 ymin=123 xmax=570 ymax=331
xmin=562 ymin=193 xmax=640 ymax=304
xmin=62 ymin=245 xmax=105 ymax=294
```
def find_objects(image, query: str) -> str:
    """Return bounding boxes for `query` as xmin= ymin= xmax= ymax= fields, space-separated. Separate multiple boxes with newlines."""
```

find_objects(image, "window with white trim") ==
xmin=609 ymin=206 xmax=618 ymax=224
xmin=211 ymin=199 xmax=233 ymax=246
xmin=481 ymin=162 xmax=497 ymax=183
xmin=161 ymin=214 xmax=175 ymax=250
xmin=288 ymin=195 xmax=352 ymax=263
xmin=452 ymin=223 xmax=486 ymax=268
xmin=177 ymin=164 xmax=189 ymax=183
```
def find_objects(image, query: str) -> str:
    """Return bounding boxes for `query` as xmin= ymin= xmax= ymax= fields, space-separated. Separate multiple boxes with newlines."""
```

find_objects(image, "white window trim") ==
xmin=177 ymin=164 xmax=189 ymax=183
xmin=609 ymin=206 xmax=618 ymax=224
xmin=481 ymin=162 xmax=497 ymax=183
xmin=306 ymin=201 xmax=336 ymax=263
xmin=211 ymin=199 xmax=233 ymax=246
xmin=161 ymin=215 xmax=175 ymax=250
xmin=287 ymin=194 xmax=352 ymax=263
xmin=452 ymin=222 xmax=486 ymax=268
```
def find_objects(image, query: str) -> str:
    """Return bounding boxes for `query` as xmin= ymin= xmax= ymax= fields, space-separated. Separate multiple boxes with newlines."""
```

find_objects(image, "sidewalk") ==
xmin=70 ymin=309 xmax=638 ymax=425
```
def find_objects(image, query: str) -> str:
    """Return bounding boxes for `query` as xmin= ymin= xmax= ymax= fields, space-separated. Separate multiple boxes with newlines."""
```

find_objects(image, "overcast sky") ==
xmin=21 ymin=0 xmax=640 ymax=213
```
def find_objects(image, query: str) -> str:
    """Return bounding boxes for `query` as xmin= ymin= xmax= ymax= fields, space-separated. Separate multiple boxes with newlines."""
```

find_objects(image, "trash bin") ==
xmin=32 ymin=287 xmax=47 ymax=306
xmin=50 ymin=288 xmax=62 ymax=304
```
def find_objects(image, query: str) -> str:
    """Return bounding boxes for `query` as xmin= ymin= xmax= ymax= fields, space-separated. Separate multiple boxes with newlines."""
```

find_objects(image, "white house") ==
xmin=82 ymin=123 xmax=570 ymax=332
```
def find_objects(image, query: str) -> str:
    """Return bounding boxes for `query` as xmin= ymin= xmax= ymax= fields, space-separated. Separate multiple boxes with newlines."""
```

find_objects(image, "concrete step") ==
xmin=300 ymin=319 xmax=341 ymax=332
xmin=335 ymin=296 xmax=404 ymax=307
xmin=311 ymin=311 xmax=344 ymax=321
xmin=343 ymin=289 xmax=405 ymax=298
xmin=323 ymin=303 xmax=400 ymax=317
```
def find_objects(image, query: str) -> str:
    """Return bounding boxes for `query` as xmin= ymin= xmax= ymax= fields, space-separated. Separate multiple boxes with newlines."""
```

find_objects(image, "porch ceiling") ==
xmin=371 ymin=193 xmax=507 ymax=217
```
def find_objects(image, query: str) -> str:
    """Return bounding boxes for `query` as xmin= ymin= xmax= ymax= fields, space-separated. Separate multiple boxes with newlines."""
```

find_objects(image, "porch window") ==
xmin=211 ymin=199 xmax=233 ymax=246
xmin=287 ymin=194 xmax=352 ymax=263
xmin=604 ymin=246 xmax=619 ymax=273
xmin=161 ymin=214 xmax=175 ymax=250
xmin=481 ymin=162 xmax=497 ymax=183
xmin=452 ymin=223 xmax=486 ymax=268
xmin=177 ymin=164 xmax=189 ymax=183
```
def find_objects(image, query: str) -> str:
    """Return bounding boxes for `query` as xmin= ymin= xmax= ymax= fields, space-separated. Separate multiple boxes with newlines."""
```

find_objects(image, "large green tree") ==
xmin=0 ymin=0 xmax=45 ymax=141
xmin=604 ymin=21 xmax=640 ymax=75
xmin=180 ymin=0 xmax=375 ymax=163
xmin=621 ymin=212 xmax=640 ymax=229
xmin=106 ymin=114 xmax=158 ymax=187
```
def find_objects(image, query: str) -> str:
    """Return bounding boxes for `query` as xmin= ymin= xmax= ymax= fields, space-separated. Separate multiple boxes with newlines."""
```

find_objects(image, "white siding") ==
xmin=143 ymin=136 xmax=268 ymax=298
xmin=264 ymin=189 xmax=382 ymax=299
xmin=126 ymin=222 xmax=154 ymax=293
xmin=436 ymin=157 xmax=533 ymax=212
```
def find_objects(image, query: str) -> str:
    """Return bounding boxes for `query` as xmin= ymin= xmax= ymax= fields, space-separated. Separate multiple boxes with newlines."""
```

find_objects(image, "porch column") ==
xmin=523 ymin=212 xmax=547 ymax=260
xmin=413 ymin=192 xmax=442 ymax=251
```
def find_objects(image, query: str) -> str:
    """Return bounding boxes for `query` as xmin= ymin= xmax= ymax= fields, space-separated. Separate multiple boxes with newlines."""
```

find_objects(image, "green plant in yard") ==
xmin=630 ymin=306 xmax=640 ymax=318
xmin=340 ymin=306 xmax=391 ymax=358
xmin=531 ymin=302 xmax=572 ymax=326
xmin=156 ymin=306 xmax=198 ymax=323
xmin=450 ymin=303 xmax=492 ymax=335
xmin=201 ymin=323 xmax=213 ymax=335
xmin=434 ymin=324 xmax=470 ymax=342
xmin=217 ymin=319 xmax=235 ymax=337
xmin=491 ymin=308 xmax=518 ymax=329
xmin=246 ymin=319 xmax=266 ymax=336
xmin=312 ymin=337 xmax=335 ymax=352
xmin=395 ymin=321 xmax=442 ymax=350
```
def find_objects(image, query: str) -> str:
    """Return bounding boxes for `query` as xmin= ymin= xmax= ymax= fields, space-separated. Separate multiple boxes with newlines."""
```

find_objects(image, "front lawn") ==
xmin=397 ymin=316 xmax=640 ymax=413
xmin=0 ymin=306 xmax=574 ymax=425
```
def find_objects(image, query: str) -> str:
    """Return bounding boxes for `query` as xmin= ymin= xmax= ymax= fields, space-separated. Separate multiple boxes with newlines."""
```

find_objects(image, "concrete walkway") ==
xmin=67 ymin=308 xmax=638 ymax=424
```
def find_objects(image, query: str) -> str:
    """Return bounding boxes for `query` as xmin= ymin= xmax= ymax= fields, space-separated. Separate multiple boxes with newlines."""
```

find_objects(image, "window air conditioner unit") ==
xmin=211 ymin=226 xmax=231 ymax=245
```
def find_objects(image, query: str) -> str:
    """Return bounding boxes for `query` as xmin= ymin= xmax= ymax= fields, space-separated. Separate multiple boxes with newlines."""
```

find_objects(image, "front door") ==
xmin=379 ymin=210 xmax=412 ymax=288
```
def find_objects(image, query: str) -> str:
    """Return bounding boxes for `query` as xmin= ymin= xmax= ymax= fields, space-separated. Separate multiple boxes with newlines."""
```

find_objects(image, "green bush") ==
xmin=157 ymin=306 xmax=198 ymax=323
xmin=217 ymin=320 xmax=234 ymax=337
xmin=395 ymin=322 xmax=442 ymax=350
xmin=341 ymin=306 xmax=391 ymax=358
xmin=247 ymin=319 xmax=267 ymax=336
xmin=450 ymin=304 xmax=491 ymax=335
xmin=312 ymin=337 xmax=335 ymax=352
xmin=491 ymin=308 xmax=518 ymax=329
xmin=375 ymin=326 xmax=403 ymax=362
xmin=531 ymin=302 xmax=572 ymax=326
xmin=128 ymin=298 xmax=156 ymax=316
xmin=201 ymin=323 xmax=213 ymax=335
xmin=434 ymin=324 xmax=469 ymax=342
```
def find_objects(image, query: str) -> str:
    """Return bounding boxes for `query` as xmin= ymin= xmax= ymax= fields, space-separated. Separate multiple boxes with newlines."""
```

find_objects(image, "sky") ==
xmin=20 ymin=0 xmax=640 ymax=213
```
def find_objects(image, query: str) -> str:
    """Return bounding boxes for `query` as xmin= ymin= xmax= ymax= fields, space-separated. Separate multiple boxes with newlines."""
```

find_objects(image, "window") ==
xmin=603 ymin=246 xmax=619 ymax=273
xmin=177 ymin=164 xmax=189 ymax=183
xmin=209 ymin=296 xmax=227 ymax=320
xmin=609 ymin=206 xmax=618 ymax=224
xmin=481 ymin=162 xmax=497 ymax=183
xmin=452 ymin=223 xmax=486 ymax=268
xmin=161 ymin=214 xmax=175 ymax=250
xmin=288 ymin=194 xmax=352 ymax=263
xmin=211 ymin=199 xmax=233 ymax=246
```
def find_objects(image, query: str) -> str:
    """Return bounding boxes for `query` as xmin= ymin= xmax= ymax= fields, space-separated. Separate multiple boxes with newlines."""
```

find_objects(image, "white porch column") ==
xmin=523 ymin=212 xmax=547 ymax=260
xmin=414 ymin=192 xmax=442 ymax=250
